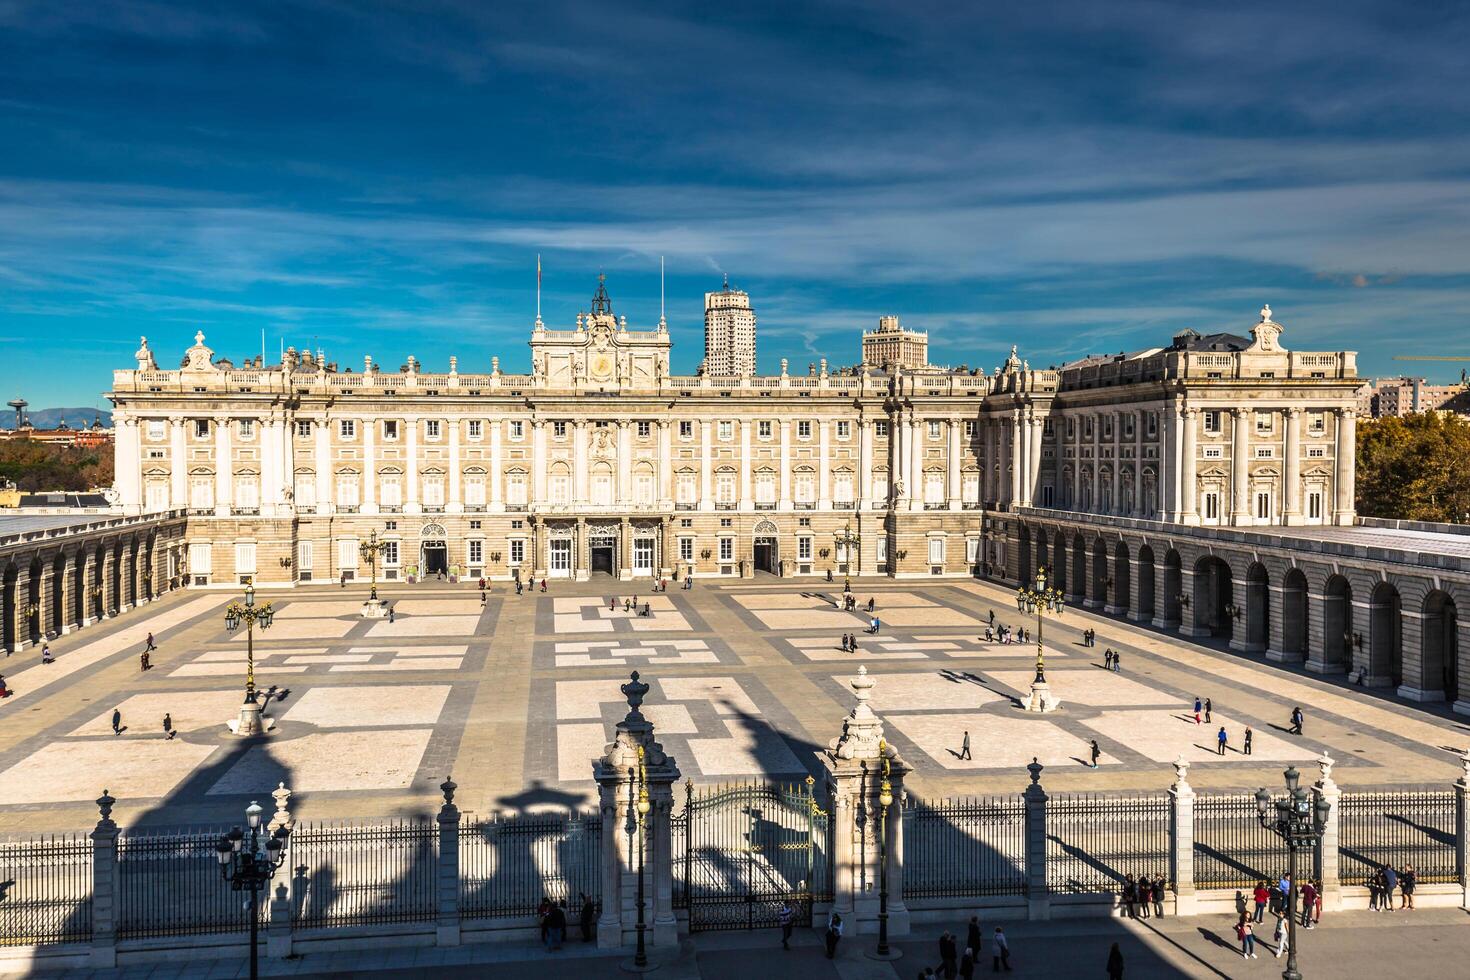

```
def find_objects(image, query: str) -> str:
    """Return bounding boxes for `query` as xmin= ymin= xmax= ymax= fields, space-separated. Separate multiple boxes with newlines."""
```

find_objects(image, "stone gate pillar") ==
xmin=1169 ymin=755 xmax=1197 ymax=916
xmin=823 ymin=665 xmax=911 ymax=936
xmin=1312 ymin=753 xmax=1342 ymax=911
xmin=1023 ymin=759 xmax=1049 ymax=920
xmin=594 ymin=671 xmax=681 ymax=950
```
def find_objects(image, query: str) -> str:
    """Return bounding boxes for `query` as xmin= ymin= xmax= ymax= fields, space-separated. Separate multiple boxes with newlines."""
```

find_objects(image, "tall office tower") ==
xmin=703 ymin=276 xmax=756 ymax=377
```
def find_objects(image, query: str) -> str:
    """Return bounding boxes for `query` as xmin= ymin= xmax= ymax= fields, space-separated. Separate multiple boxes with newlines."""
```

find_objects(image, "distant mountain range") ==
xmin=1 ymin=407 xmax=113 ymax=430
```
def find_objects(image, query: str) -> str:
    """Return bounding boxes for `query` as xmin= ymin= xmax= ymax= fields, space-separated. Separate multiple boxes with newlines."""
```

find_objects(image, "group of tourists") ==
xmin=983 ymin=624 xmax=1029 ymax=644
xmin=1121 ymin=873 xmax=1166 ymax=918
xmin=1102 ymin=649 xmax=1121 ymax=671
xmin=1367 ymin=863 xmax=1415 ymax=910
xmin=611 ymin=595 xmax=652 ymax=617
xmin=1239 ymin=874 xmax=1327 ymax=959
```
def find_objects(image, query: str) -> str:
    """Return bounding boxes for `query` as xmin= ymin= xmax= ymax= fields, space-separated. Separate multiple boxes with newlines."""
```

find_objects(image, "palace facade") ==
xmin=106 ymin=284 xmax=1360 ymax=590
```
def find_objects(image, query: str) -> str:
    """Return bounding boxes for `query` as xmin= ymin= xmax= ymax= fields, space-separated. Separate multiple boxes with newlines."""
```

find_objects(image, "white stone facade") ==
xmin=108 ymin=290 xmax=1357 ymax=587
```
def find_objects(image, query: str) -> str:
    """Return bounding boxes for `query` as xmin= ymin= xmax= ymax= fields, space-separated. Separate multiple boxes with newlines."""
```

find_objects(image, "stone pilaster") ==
xmin=89 ymin=791 xmax=119 ymax=967
xmin=1312 ymin=753 xmax=1342 ymax=911
xmin=435 ymin=777 xmax=462 ymax=946
xmin=1024 ymin=759 xmax=1049 ymax=920
xmin=594 ymin=671 xmax=681 ymax=950
xmin=823 ymin=665 xmax=911 ymax=936
xmin=1169 ymin=756 xmax=1197 ymax=916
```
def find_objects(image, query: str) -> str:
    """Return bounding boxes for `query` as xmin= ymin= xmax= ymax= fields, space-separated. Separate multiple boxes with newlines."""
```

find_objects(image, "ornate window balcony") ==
xmin=338 ymin=505 xmax=360 ymax=514
xmin=794 ymin=501 xmax=816 ymax=510
xmin=754 ymin=502 xmax=776 ymax=511
xmin=675 ymin=502 xmax=697 ymax=511
xmin=715 ymin=502 xmax=737 ymax=511
xmin=232 ymin=507 xmax=259 ymax=516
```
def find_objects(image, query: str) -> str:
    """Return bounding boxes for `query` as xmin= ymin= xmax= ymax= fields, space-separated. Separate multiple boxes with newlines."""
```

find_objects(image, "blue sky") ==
xmin=3 ymin=0 xmax=1470 ymax=407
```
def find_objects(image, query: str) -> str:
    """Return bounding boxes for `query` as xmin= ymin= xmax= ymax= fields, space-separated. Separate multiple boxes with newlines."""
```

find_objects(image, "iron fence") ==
xmin=460 ymin=811 xmax=601 ymax=919
xmin=116 ymin=828 xmax=260 ymax=939
xmin=902 ymin=795 xmax=1027 ymax=898
xmin=1338 ymin=791 xmax=1460 ymax=885
xmin=289 ymin=821 xmax=437 ymax=928
xmin=1046 ymin=794 xmax=1169 ymax=893
xmin=0 ymin=834 xmax=93 ymax=946
xmin=1193 ymin=795 xmax=1295 ymax=890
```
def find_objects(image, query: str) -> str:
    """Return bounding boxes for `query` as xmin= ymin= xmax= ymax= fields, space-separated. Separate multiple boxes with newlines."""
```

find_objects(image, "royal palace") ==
xmin=7 ymin=278 xmax=1467 ymax=711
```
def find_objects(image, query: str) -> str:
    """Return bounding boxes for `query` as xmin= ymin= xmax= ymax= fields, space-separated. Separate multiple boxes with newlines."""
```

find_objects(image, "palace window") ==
xmin=238 ymin=419 xmax=254 ymax=439
xmin=425 ymin=419 xmax=441 ymax=440
xmin=235 ymin=543 xmax=257 ymax=577
xmin=339 ymin=419 xmax=356 ymax=439
xmin=467 ymin=419 xmax=482 ymax=440
xmin=1307 ymin=490 xmax=1324 ymax=520
xmin=679 ymin=538 xmax=694 ymax=561
xmin=1255 ymin=491 xmax=1273 ymax=520
xmin=928 ymin=420 xmax=941 ymax=440
xmin=553 ymin=421 xmax=567 ymax=438
xmin=927 ymin=537 xmax=945 ymax=565
xmin=797 ymin=421 xmax=812 ymax=440
xmin=382 ymin=541 xmax=400 ymax=566
xmin=383 ymin=419 xmax=399 ymax=440
xmin=637 ymin=421 xmax=651 ymax=438
xmin=1203 ymin=411 xmax=1221 ymax=435
xmin=719 ymin=537 xmax=734 ymax=562
xmin=467 ymin=540 xmax=482 ymax=566
xmin=338 ymin=539 xmax=359 ymax=569
xmin=194 ymin=419 xmax=210 ymax=439
xmin=1201 ymin=491 xmax=1220 ymax=521
xmin=679 ymin=421 xmax=693 ymax=438
xmin=875 ymin=421 xmax=889 ymax=437
xmin=1255 ymin=411 xmax=1273 ymax=435
xmin=964 ymin=420 xmax=975 ymax=439
xmin=758 ymin=420 xmax=773 ymax=439
xmin=1308 ymin=412 xmax=1326 ymax=434
xmin=296 ymin=420 xmax=312 ymax=437
xmin=798 ymin=537 xmax=813 ymax=560
xmin=510 ymin=420 xmax=524 ymax=440
xmin=836 ymin=420 xmax=851 ymax=439
xmin=718 ymin=420 xmax=733 ymax=441
xmin=380 ymin=474 xmax=402 ymax=507
xmin=147 ymin=420 xmax=165 ymax=440
xmin=509 ymin=539 xmax=525 ymax=565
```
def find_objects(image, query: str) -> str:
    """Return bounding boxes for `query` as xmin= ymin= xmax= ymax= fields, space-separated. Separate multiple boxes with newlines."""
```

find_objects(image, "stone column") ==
xmin=1283 ymin=408 xmax=1302 ymax=524
xmin=1230 ymin=408 xmax=1250 ymax=524
xmin=1312 ymin=752 xmax=1342 ymax=912
xmin=1179 ymin=409 xmax=1197 ymax=523
xmin=1177 ymin=567 xmax=1200 ymax=637
xmin=448 ymin=417 xmax=462 ymax=512
xmin=314 ymin=419 xmax=332 ymax=514
xmin=90 ymin=791 xmax=119 ymax=967
xmin=1030 ymin=414 xmax=1045 ymax=509
xmin=436 ymin=778 xmax=462 ymax=946
xmin=214 ymin=416 xmax=232 ymax=516
xmin=407 ymin=415 xmax=421 ymax=512
xmin=947 ymin=418 xmax=962 ymax=508
xmin=1109 ymin=412 xmax=1121 ymax=514
xmin=1333 ymin=409 xmax=1357 ymax=526
xmin=594 ymin=672 xmax=681 ymax=950
xmin=169 ymin=418 xmax=187 ymax=510
xmin=818 ymin=420 xmax=831 ymax=507
xmin=909 ymin=414 xmax=924 ymax=512
xmin=267 ymin=783 xmax=295 ymax=958
xmin=620 ymin=420 xmax=635 ymax=505
xmin=982 ymin=418 xmax=996 ymax=506
xmin=658 ymin=420 xmax=673 ymax=504
xmin=1304 ymin=590 xmax=1344 ymax=675
xmin=1228 ymin=573 xmax=1251 ymax=653
xmin=1011 ymin=411 xmax=1024 ymax=509
xmin=100 ymin=547 xmax=116 ymax=620
xmin=1127 ymin=557 xmax=1147 ymax=623
xmin=1023 ymin=759 xmax=1049 ymax=921
xmin=893 ymin=413 xmax=908 ymax=506
xmin=1455 ymin=750 xmax=1470 ymax=911
xmin=490 ymin=419 xmax=504 ymax=510
xmin=823 ymin=665 xmax=911 ymax=936
xmin=1265 ymin=583 xmax=1298 ymax=663
xmin=1168 ymin=756 xmax=1196 ymax=916
xmin=699 ymin=421 xmax=713 ymax=511
xmin=1016 ymin=412 xmax=1031 ymax=508
xmin=59 ymin=549 xmax=77 ymax=634
xmin=858 ymin=419 xmax=873 ymax=507
xmin=35 ymin=557 xmax=54 ymax=641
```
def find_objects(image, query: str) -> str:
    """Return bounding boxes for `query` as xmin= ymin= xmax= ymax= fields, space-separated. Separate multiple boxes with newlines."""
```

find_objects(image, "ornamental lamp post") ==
xmin=223 ymin=583 xmax=274 ymax=736
xmin=216 ymin=800 xmax=289 ymax=980
xmin=873 ymin=739 xmax=898 ymax=960
xmin=834 ymin=521 xmax=860 ymax=592
xmin=359 ymin=530 xmax=388 ymax=602
xmin=1018 ymin=567 xmax=1065 ymax=713
xmin=1254 ymin=766 xmax=1331 ymax=980
xmin=625 ymin=745 xmax=651 ymax=970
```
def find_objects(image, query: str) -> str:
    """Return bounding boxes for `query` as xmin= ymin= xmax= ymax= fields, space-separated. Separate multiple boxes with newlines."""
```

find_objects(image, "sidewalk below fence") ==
xmin=27 ymin=907 xmax=1470 ymax=980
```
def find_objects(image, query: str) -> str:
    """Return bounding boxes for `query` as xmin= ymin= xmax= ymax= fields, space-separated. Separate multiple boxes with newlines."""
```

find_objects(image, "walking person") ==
xmin=960 ymin=945 xmax=976 ymax=980
xmin=42 ymin=643 xmax=53 ymax=664
xmin=1106 ymin=942 xmax=1124 ymax=980
xmin=991 ymin=927 xmax=1011 ymax=972
xmin=1193 ymin=697 xmax=1201 ymax=725
xmin=1216 ymin=726 xmax=1228 ymax=755
xmin=1089 ymin=739 xmax=1101 ymax=769
xmin=966 ymin=916 xmax=982 ymax=963
xmin=1367 ymin=869 xmax=1381 ymax=911
xmin=1243 ymin=726 xmax=1253 ymax=756
xmin=1289 ymin=705 xmax=1304 ymax=735
xmin=1313 ymin=878 xmax=1324 ymax=924
xmin=579 ymin=892 xmax=596 ymax=942
xmin=1272 ymin=914 xmax=1289 ymax=959
xmin=111 ymin=708 xmax=122 ymax=735
xmin=1204 ymin=697 xmax=1212 ymax=723
xmin=824 ymin=910 xmax=843 ymax=959
xmin=1400 ymin=866 xmax=1416 ymax=910
xmin=939 ymin=930 xmax=958 ymax=979
xmin=1112 ymin=651 xmax=1121 ymax=672
xmin=1153 ymin=877 xmax=1165 ymax=917
xmin=388 ymin=605 xmax=395 ymax=624
xmin=0 ymin=674 xmax=9 ymax=698
xmin=162 ymin=712 xmax=174 ymax=739
xmin=1300 ymin=879 xmax=1317 ymax=928
xmin=777 ymin=900 xmax=794 ymax=950
xmin=959 ymin=730 xmax=972 ymax=761
xmin=144 ymin=631 xmax=157 ymax=653
xmin=140 ymin=649 xmax=150 ymax=671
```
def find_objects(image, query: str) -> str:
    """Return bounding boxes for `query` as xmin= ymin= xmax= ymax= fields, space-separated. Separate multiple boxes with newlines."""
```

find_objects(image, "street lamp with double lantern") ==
xmin=1254 ymin=767 xmax=1331 ymax=980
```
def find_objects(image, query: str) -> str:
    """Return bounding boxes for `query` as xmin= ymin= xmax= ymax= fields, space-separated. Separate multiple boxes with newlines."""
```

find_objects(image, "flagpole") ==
xmin=660 ymin=255 xmax=665 ymax=320
xmin=536 ymin=253 xmax=542 ymax=321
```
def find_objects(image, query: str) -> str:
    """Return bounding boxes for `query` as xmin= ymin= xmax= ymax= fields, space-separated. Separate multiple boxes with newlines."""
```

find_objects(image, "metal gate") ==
xmin=674 ymin=778 xmax=829 ymax=932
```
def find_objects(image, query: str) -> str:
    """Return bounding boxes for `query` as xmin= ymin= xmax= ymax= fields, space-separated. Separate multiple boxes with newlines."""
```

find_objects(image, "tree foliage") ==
xmin=0 ymin=438 xmax=114 ymax=492
xmin=1356 ymin=413 xmax=1470 ymax=524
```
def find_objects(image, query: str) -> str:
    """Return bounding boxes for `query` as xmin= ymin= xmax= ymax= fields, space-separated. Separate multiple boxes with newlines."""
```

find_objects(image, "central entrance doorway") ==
xmin=753 ymin=537 xmax=778 ymax=575
xmin=422 ymin=540 xmax=448 ymax=576
xmin=590 ymin=536 xmax=617 ymax=576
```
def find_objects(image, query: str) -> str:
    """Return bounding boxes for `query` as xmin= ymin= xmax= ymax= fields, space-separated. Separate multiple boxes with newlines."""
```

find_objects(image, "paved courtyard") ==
xmin=1 ymin=576 xmax=1468 ymax=832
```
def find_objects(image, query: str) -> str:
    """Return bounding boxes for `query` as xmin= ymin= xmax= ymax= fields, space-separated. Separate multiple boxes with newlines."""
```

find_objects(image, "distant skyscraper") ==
xmin=704 ymin=277 xmax=756 ymax=377
xmin=862 ymin=315 xmax=928 ymax=370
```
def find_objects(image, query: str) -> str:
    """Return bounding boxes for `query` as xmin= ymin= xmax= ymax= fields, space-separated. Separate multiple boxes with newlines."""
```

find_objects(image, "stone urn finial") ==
xmin=851 ymin=664 xmax=874 ymax=708
xmin=621 ymin=670 xmax=650 ymax=716
xmin=96 ymin=789 xmax=116 ymax=822
xmin=1316 ymin=751 xmax=1336 ymax=788
xmin=1027 ymin=757 xmax=1043 ymax=785
xmin=270 ymin=782 xmax=293 ymax=832
xmin=1459 ymin=747 xmax=1470 ymax=786
xmin=1172 ymin=753 xmax=1191 ymax=790
xmin=441 ymin=775 xmax=458 ymax=806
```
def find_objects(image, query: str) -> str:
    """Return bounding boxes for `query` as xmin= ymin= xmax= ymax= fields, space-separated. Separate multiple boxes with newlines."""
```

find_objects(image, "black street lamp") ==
xmin=874 ymin=740 xmax=897 ymax=960
xmin=223 ymin=584 xmax=274 ymax=736
xmin=216 ymin=801 xmax=289 ymax=980
xmin=1254 ymin=767 xmax=1331 ymax=980
xmin=625 ymin=745 xmax=650 ymax=970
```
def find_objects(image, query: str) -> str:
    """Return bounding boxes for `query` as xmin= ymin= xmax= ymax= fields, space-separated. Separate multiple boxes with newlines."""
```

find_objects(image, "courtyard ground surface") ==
xmin=22 ymin=908 xmax=1470 ymax=979
xmin=1 ymin=576 xmax=1468 ymax=832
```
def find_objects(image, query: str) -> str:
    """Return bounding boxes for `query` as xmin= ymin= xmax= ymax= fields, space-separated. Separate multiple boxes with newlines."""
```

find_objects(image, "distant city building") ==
xmin=703 ymin=277 xmax=756 ymax=377
xmin=0 ymin=400 xmax=112 ymax=448
xmin=1356 ymin=376 xmax=1470 ymax=418
xmin=862 ymin=315 xmax=928 ymax=370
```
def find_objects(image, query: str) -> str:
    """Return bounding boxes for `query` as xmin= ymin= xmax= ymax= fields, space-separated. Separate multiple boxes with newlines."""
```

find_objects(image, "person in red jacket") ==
xmin=1252 ymin=880 xmax=1270 ymax=923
